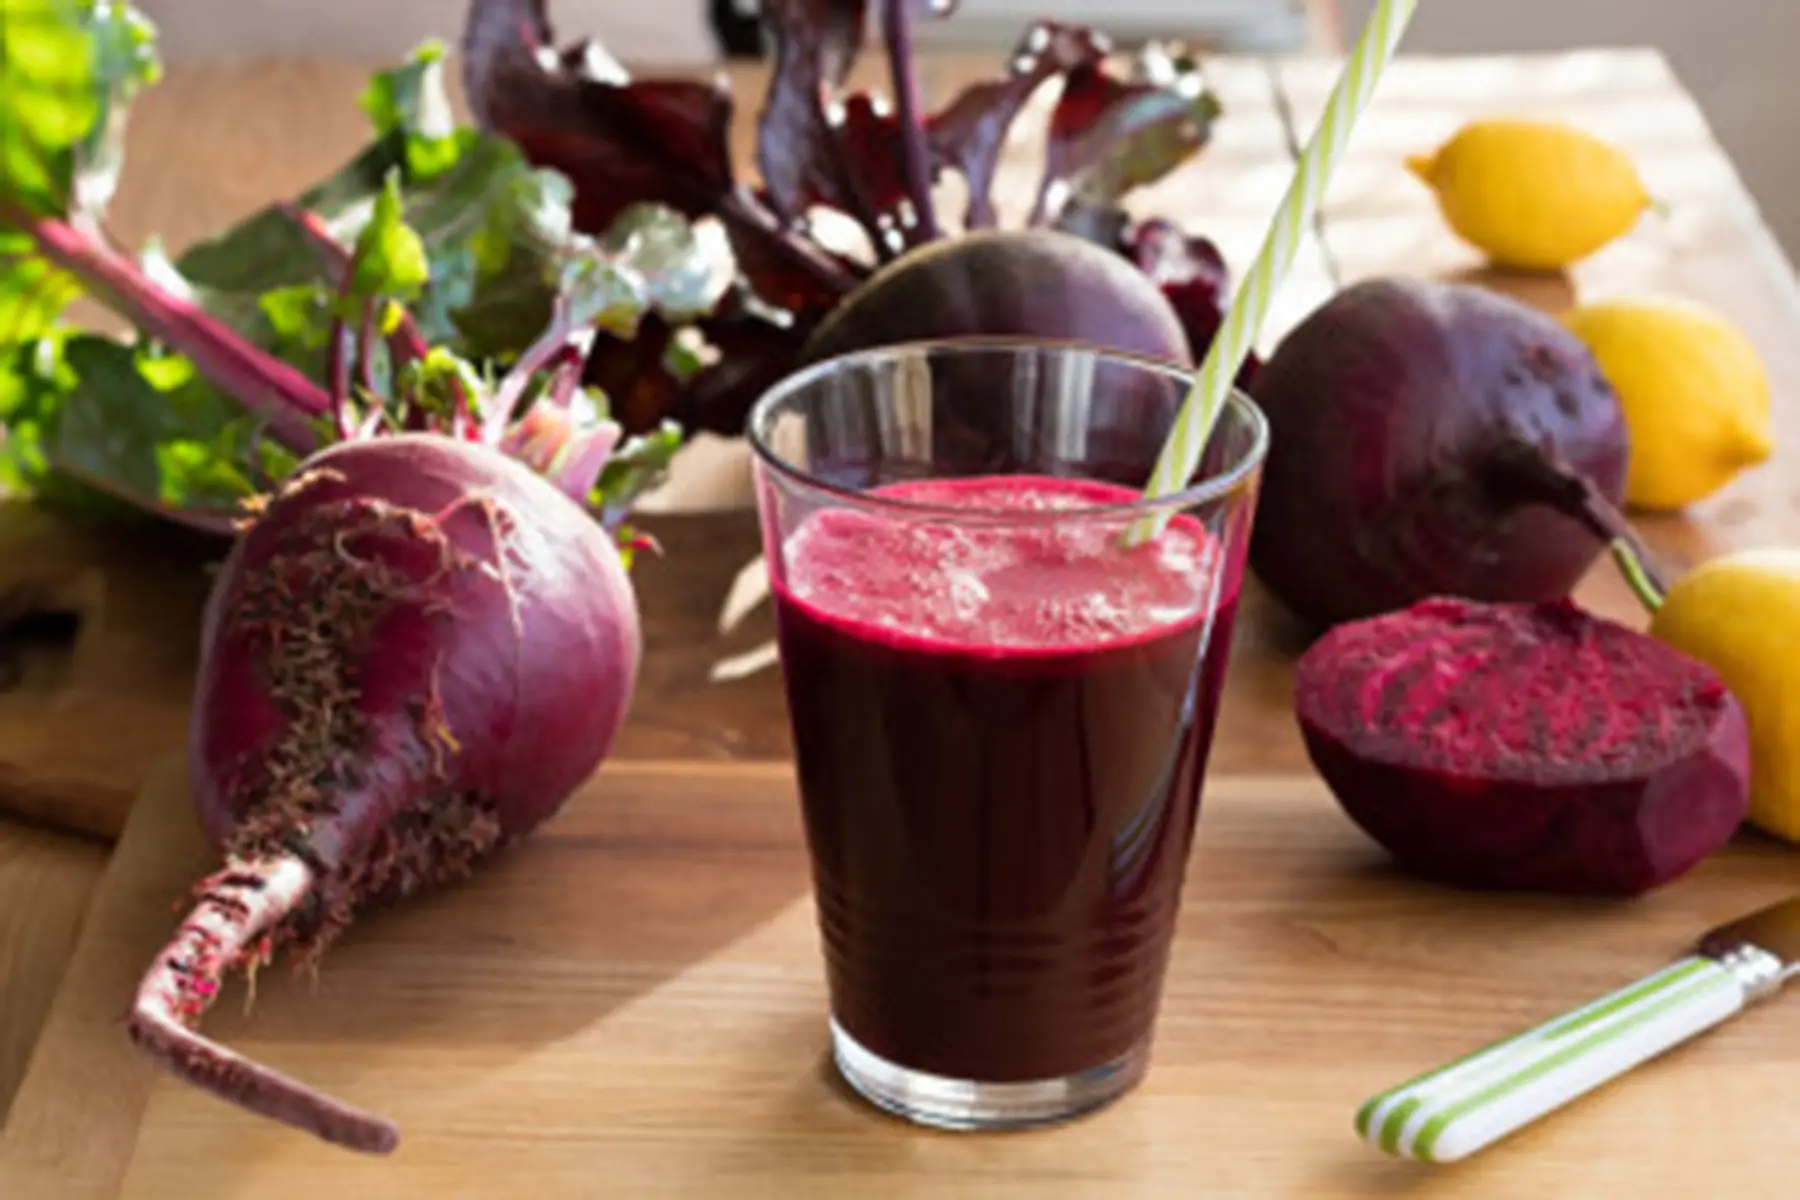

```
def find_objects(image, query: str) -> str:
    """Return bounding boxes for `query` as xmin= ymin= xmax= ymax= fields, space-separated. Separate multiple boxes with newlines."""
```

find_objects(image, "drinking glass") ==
xmin=747 ymin=338 xmax=1268 ymax=1130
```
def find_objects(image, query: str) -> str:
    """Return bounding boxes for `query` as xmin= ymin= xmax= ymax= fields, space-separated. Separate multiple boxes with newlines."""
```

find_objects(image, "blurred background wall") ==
xmin=132 ymin=0 xmax=1800 ymax=258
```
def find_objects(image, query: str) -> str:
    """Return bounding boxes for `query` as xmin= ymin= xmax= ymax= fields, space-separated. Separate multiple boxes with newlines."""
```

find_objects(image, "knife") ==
xmin=1353 ymin=895 xmax=1800 ymax=1165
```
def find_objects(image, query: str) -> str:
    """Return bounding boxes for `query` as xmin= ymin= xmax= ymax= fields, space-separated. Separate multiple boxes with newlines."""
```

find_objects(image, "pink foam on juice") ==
xmin=780 ymin=475 xmax=1220 ymax=656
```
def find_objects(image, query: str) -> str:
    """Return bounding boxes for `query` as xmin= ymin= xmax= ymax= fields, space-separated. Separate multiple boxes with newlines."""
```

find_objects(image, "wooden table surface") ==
xmin=3 ymin=41 xmax=1800 ymax=1197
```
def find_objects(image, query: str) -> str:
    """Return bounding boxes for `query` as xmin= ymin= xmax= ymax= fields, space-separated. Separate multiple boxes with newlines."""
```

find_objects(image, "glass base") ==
xmin=830 ymin=1019 xmax=1148 ymax=1131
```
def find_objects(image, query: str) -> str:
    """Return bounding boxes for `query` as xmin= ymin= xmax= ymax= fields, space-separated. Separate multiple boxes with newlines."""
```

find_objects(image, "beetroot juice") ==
xmin=771 ymin=475 xmax=1244 ymax=1096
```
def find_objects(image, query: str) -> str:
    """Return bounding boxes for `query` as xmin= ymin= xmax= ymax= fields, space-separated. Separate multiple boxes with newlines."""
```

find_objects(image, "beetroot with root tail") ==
xmin=1294 ymin=597 xmax=1750 ymax=896
xmin=129 ymin=433 xmax=642 ymax=1155
xmin=1247 ymin=277 xmax=1634 ymax=631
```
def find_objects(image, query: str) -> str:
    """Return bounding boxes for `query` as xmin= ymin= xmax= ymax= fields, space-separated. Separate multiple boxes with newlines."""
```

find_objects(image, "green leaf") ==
xmin=600 ymin=203 xmax=734 ymax=324
xmin=351 ymin=171 xmax=429 ymax=301
xmin=557 ymin=249 xmax=650 ymax=339
xmin=161 ymin=42 xmax=576 ymax=369
xmin=0 ymin=30 xmax=699 ymax=535
xmin=1038 ymin=44 xmax=1222 ymax=217
xmin=57 ymin=337 xmax=287 ymax=509
xmin=0 ymin=227 xmax=81 ymax=344
xmin=359 ymin=38 xmax=460 ymax=181
xmin=0 ymin=0 xmax=158 ymax=217
xmin=593 ymin=419 xmax=683 ymax=526
xmin=0 ymin=1 xmax=160 ymax=343
xmin=168 ymin=123 xmax=575 ymax=371
xmin=0 ymin=330 xmax=74 ymax=498
xmin=1 ymin=330 xmax=283 ymax=527
xmin=398 ymin=344 xmax=486 ymax=423
xmin=257 ymin=283 xmax=334 ymax=353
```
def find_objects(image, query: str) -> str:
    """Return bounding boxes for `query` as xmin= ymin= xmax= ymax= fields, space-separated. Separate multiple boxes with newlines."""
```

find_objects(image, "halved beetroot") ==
xmin=1294 ymin=597 xmax=1751 ymax=896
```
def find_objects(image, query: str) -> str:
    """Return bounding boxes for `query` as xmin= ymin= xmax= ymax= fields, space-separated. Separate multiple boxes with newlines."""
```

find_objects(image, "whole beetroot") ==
xmin=1247 ymin=277 xmax=1633 ymax=630
xmin=799 ymin=229 xmax=1193 ymax=367
xmin=128 ymin=434 xmax=641 ymax=1155
xmin=1295 ymin=596 xmax=1750 ymax=896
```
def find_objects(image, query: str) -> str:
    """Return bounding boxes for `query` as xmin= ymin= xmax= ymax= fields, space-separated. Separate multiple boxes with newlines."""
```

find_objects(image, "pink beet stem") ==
xmin=3 ymin=202 xmax=330 ymax=451
xmin=358 ymin=303 xmax=386 ymax=423
xmin=880 ymin=0 xmax=939 ymax=245
xmin=126 ymin=853 xmax=401 ymax=1155
xmin=326 ymin=269 xmax=358 ymax=441
xmin=480 ymin=318 xmax=587 ymax=446
xmin=277 ymin=202 xmax=462 ymax=428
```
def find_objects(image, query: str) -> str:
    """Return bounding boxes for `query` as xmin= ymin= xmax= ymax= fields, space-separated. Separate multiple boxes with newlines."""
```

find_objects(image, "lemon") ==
xmin=1649 ymin=549 xmax=1800 ymax=843
xmin=1563 ymin=296 xmax=1773 ymax=510
xmin=1407 ymin=119 xmax=1652 ymax=270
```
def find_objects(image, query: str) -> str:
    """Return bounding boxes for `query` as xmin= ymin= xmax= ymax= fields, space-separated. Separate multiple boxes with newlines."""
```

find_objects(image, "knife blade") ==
xmin=1353 ymin=895 xmax=1800 ymax=1165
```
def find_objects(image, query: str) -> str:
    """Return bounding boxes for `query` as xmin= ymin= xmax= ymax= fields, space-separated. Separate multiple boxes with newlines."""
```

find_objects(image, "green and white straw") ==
xmin=1128 ymin=0 xmax=1419 ymax=543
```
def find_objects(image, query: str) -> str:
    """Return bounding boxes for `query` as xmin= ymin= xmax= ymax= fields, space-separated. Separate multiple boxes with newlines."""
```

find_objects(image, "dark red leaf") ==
xmin=463 ymin=0 xmax=860 ymax=355
xmin=764 ymin=0 xmax=959 ymax=88
xmin=723 ymin=188 xmax=868 ymax=316
xmin=1059 ymin=207 xmax=1257 ymax=388
xmin=582 ymin=290 xmax=810 ymax=438
xmin=755 ymin=0 xmax=892 ymax=233
xmin=756 ymin=1 xmax=849 ymax=224
xmin=834 ymin=95 xmax=913 ymax=215
xmin=925 ymin=21 xmax=1107 ymax=229
xmin=675 ymin=313 xmax=811 ymax=435
xmin=1126 ymin=216 xmax=1228 ymax=305
xmin=582 ymin=319 xmax=680 ymax=436
xmin=463 ymin=0 xmax=736 ymax=230
xmin=1033 ymin=43 xmax=1221 ymax=225
xmin=1131 ymin=219 xmax=1257 ymax=386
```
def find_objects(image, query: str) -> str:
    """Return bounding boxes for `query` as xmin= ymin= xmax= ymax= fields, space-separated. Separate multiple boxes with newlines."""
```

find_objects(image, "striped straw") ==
xmin=1126 ymin=0 xmax=1419 ymax=544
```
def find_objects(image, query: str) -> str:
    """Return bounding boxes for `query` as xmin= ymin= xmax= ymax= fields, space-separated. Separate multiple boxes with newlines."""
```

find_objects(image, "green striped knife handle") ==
xmin=1355 ymin=950 xmax=1780 ymax=1164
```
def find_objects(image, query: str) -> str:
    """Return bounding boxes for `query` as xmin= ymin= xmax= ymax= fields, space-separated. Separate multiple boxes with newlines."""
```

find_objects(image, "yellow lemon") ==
xmin=1563 ymin=296 xmax=1774 ymax=510
xmin=1407 ymin=119 xmax=1652 ymax=271
xmin=1649 ymin=549 xmax=1800 ymax=842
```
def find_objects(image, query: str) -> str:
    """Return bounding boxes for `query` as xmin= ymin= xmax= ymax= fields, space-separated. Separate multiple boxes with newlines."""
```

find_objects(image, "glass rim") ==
xmin=744 ymin=336 xmax=1270 ymax=523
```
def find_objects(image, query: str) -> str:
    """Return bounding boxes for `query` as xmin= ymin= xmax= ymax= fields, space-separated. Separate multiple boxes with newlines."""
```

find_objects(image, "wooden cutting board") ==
xmin=0 ymin=503 xmax=219 ymax=839
xmin=9 ymin=759 xmax=1800 ymax=1198
xmin=0 ymin=821 xmax=109 ymax=1127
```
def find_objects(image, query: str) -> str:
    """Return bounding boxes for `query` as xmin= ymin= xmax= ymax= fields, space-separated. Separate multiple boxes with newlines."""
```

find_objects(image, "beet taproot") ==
xmin=799 ymin=229 xmax=1192 ymax=366
xmin=1248 ymin=277 xmax=1634 ymax=630
xmin=128 ymin=434 xmax=642 ymax=1154
xmin=1294 ymin=596 xmax=1751 ymax=896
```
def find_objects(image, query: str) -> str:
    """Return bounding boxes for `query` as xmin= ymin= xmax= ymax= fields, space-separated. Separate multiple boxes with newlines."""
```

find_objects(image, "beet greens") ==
xmin=0 ymin=5 xmax=708 ymax=541
xmin=3 ymin=0 xmax=1248 ymax=535
xmin=461 ymin=0 xmax=1253 ymax=438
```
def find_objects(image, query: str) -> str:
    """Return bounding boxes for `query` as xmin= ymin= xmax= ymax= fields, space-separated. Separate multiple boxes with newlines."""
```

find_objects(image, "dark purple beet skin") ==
xmin=1248 ymin=277 xmax=1632 ymax=631
xmin=794 ymin=228 xmax=1197 ymax=486
xmin=799 ymin=228 xmax=1193 ymax=367
xmin=189 ymin=435 xmax=639 ymax=853
xmin=129 ymin=434 xmax=641 ymax=1155
xmin=1294 ymin=597 xmax=1751 ymax=896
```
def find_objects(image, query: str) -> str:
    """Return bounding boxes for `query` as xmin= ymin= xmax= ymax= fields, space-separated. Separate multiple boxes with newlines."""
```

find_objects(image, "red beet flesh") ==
xmin=1248 ymin=278 xmax=1633 ymax=630
xmin=1294 ymin=597 xmax=1750 ymax=896
xmin=128 ymin=434 xmax=642 ymax=1154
